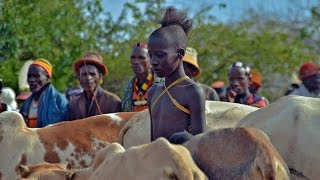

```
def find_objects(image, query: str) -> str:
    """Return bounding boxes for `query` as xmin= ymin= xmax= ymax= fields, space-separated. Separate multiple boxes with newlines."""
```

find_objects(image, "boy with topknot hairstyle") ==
xmin=147 ymin=7 xmax=206 ymax=144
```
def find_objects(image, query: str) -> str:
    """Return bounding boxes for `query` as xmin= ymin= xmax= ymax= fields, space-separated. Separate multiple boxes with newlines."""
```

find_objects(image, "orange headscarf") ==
xmin=250 ymin=70 xmax=262 ymax=87
xmin=32 ymin=59 xmax=52 ymax=78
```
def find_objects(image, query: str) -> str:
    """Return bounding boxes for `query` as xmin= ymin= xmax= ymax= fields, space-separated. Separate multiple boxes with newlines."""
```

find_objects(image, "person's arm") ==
xmin=147 ymin=84 xmax=157 ymax=141
xmin=188 ymin=84 xmax=206 ymax=135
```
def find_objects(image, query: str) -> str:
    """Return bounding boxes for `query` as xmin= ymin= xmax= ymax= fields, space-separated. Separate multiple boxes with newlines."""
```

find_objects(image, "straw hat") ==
xmin=182 ymin=47 xmax=201 ymax=77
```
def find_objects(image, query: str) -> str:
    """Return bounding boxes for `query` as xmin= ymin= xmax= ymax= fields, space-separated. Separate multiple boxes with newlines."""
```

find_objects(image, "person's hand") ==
xmin=226 ymin=87 xmax=237 ymax=103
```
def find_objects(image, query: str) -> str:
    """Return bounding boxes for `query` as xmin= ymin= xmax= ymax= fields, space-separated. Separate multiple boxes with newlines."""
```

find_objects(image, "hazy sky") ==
xmin=101 ymin=0 xmax=318 ymax=23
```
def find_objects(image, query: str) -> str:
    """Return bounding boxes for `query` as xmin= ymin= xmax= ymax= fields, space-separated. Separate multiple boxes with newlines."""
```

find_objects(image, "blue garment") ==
xmin=20 ymin=84 xmax=68 ymax=128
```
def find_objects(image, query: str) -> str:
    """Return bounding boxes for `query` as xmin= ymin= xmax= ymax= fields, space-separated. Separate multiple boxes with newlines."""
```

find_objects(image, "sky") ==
xmin=101 ymin=0 xmax=319 ymax=23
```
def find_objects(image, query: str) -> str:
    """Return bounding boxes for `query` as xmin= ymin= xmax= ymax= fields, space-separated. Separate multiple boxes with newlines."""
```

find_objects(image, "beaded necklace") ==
xmin=133 ymin=73 xmax=153 ymax=106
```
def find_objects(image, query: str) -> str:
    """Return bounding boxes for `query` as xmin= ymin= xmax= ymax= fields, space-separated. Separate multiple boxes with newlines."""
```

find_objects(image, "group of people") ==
xmin=0 ymin=6 xmax=319 ymax=145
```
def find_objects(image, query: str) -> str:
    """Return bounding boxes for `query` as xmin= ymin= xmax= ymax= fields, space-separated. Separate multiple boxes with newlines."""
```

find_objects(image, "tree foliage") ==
xmin=0 ymin=0 xmax=104 ymax=91
xmin=1 ymin=0 xmax=319 ymax=102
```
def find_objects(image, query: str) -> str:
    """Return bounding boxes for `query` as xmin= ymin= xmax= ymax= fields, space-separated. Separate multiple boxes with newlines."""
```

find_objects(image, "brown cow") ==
xmin=118 ymin=101 xmax=258 ymax=149
xmin=185 ymin=128 xmax=290 ymax=180
xmin=236 ymin=95 xmax=320 ymax=179
xmin=19 ymin=138 xmax=208 ymax=180
xmin=0 ymin=111 xmax=137 ymax=179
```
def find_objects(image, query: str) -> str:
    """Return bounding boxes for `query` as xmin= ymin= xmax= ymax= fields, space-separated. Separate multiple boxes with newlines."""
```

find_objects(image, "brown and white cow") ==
xmin=0 ymin=111 xmax=137 ymax=180
xmin=236 ymin=95 xmax=320 ymax=180
xmin=184 ymin=128 xmax=290 ymax=180
xmin=118 ymin=101 xmax=258 ymax=149
xmin=19 ymin=138 xmax=208 ymax=180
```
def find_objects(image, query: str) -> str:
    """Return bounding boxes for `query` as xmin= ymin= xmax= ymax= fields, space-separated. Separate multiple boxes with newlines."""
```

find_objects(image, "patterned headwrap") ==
xmin=32 ymin=58 xmax=52 ymax=78
xmin=228 ymin=61 xmax=251 ymax=77
xmin=182 ymin=47 xmax=201 ymax=77
xmin=132 ymin=42 xmax=148 ymax=49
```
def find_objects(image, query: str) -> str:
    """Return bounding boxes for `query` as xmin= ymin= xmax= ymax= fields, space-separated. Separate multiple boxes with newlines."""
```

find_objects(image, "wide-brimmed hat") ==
xmin=299 ymin=62 xmax=319 ymax=80
xmin=182 ymin=47 xmax=201 ymax=77
xmin=73 ymin=53 xmax=107 ymax=76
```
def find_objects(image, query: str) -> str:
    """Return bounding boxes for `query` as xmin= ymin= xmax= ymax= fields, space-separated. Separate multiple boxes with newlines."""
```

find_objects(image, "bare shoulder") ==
xmin=185 ymin=80 xmax=204 ymax=96
xmin=148 ymin=83 xmax=161 ymax=98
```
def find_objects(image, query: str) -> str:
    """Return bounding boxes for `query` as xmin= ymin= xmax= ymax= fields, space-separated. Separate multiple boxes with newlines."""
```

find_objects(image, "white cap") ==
xmin=0 ymin=87 xmax=18 ymax=110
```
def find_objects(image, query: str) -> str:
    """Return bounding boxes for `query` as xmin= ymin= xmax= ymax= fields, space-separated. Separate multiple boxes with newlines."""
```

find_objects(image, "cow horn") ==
xmin=19 ymin=165 xmax=29 ymax=173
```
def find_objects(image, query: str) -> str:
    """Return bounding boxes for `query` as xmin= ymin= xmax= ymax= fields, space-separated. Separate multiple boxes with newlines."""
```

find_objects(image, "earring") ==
xmin=100 ymin=79 xmax=103 ymax=85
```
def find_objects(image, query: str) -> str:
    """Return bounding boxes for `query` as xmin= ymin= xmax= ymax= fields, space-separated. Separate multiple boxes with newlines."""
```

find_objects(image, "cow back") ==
xmin=236 ymin=95 xmax=320 ymax=179
xmin=185 ymin=128 xmax=289 ymax=180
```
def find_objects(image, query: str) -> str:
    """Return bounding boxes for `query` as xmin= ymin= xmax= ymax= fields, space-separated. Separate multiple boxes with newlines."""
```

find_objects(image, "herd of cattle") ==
xmin=0 ymin=95 xmax=319 ymax=179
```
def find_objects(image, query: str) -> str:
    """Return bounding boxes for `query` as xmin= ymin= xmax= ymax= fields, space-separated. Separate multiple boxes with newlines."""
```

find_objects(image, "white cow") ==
xmin=118 ymin=101 xmax=258 ymax=149
xmin=236 ymin=95 xmax=320 ymax=180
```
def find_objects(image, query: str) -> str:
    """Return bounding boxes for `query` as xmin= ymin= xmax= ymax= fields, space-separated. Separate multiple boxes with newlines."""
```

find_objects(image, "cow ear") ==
xmin=19 ymin=164 xmax=30 ymax=173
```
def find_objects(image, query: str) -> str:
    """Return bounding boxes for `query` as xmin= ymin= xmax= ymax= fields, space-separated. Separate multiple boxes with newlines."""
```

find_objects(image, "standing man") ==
xmin=20 ymin=59 xmax=68 ymax=128
xmin=147 ymin=7 xmax=206 ymax=144
xmin=182 ymin=47 xmax=219 ymax=101
xmin=122 ymin=43 xmax=155 ymax=112
xmin=67 ymin=52 xmax=121 ymax=120
xmin=288 ymin=62 xmax=320 ymax=98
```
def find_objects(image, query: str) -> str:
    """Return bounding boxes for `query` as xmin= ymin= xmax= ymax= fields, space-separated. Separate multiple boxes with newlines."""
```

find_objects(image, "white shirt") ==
xmin=289 ymin=84 xmax=320 ymax=98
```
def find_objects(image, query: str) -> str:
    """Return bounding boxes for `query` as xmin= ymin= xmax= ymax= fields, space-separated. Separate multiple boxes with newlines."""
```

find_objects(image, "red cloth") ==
xmin=246 ymin=94 xmax=267 ymax=108
xmin=299 ymin=62 xmax=320 ymax=80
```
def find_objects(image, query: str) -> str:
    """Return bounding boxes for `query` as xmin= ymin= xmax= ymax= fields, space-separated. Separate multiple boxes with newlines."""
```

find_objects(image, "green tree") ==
xmin=0 ymin=0 xmax=104 ymax=92
xmin=1 ymin=0 xmax=319 ymax=103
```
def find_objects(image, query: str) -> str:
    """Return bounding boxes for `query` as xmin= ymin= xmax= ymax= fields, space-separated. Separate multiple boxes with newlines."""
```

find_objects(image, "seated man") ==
xmin=182 ymin=47 xmax=219 ymax=101
xmin=288 ymin=62 xmax=320 ymax=98
xmin=20 ymin=59 xmax=68 ymax=128
xmin=67 ymin=52 xmax=121 ymax=120
xmin=222 ymin=61 xmax=268 ymax=108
